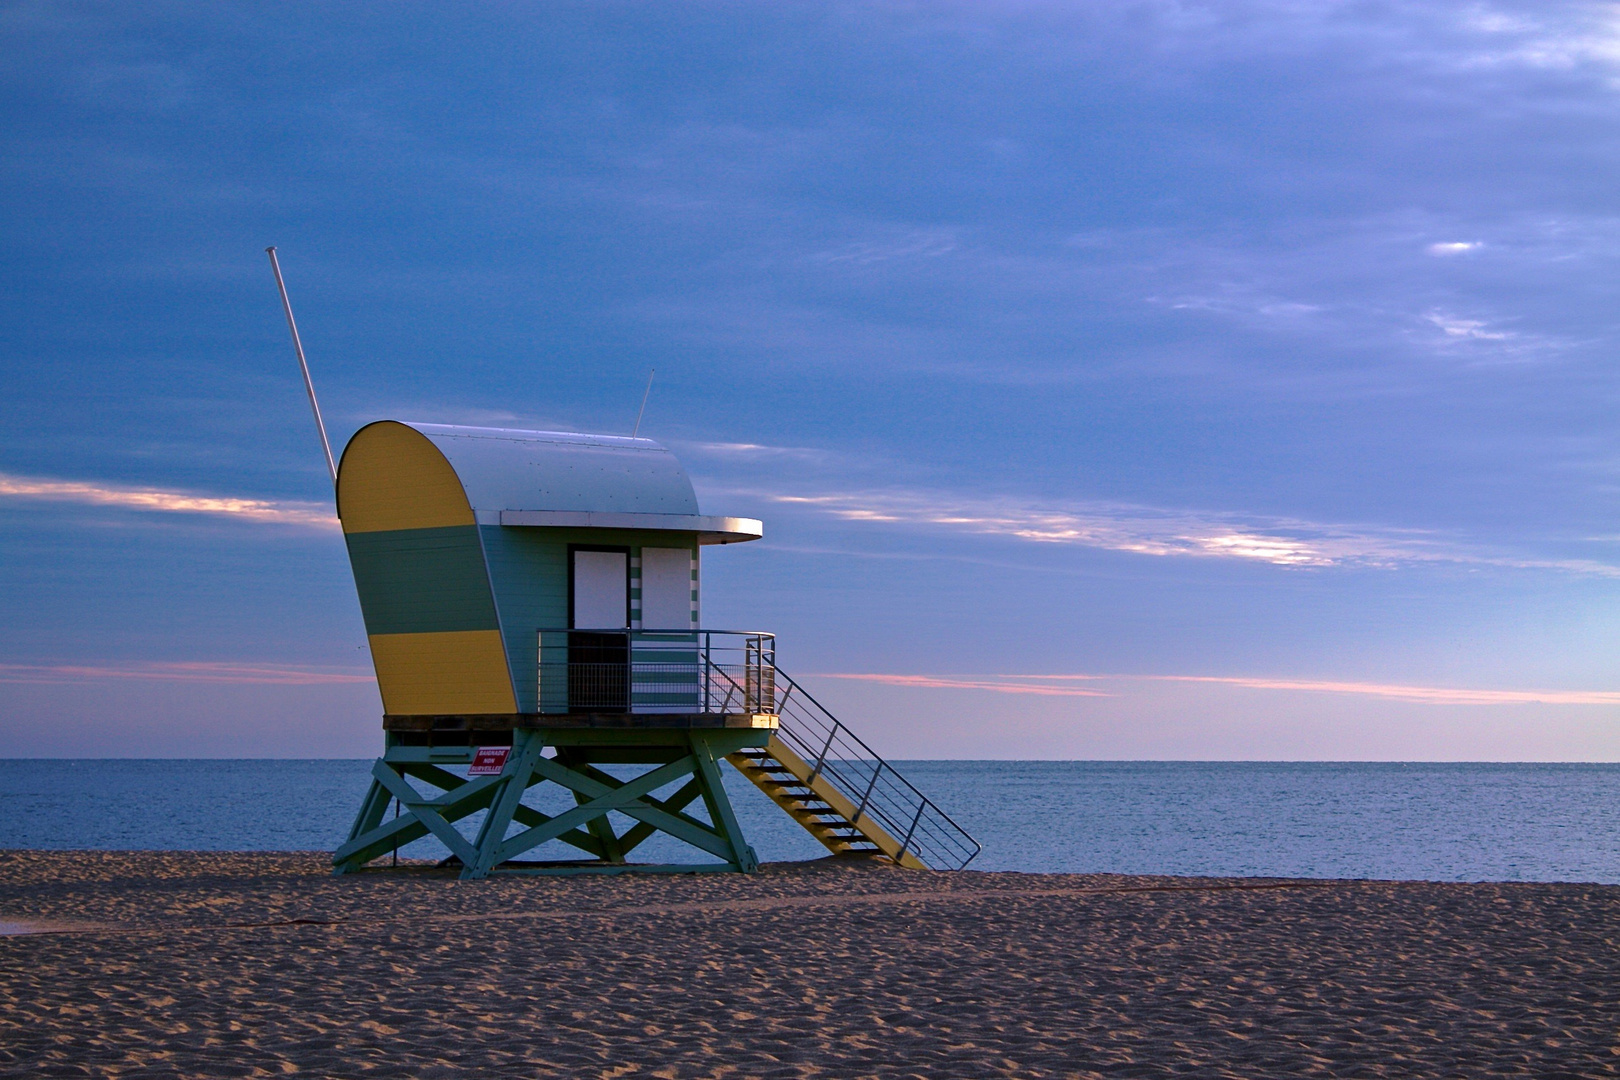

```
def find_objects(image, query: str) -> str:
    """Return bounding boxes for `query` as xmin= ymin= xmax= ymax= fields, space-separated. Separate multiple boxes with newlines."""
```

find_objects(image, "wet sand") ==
xmin=0 ymin=851 xmax=1615 ymax=1078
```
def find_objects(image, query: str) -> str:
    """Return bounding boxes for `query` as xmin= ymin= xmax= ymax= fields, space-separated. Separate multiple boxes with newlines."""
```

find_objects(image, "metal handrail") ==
xmin=534 ymin=626 xmax=979 ymax=870
xmin=702 ymin=654 xmax=981 ymax=871
xmin=605 ymin=627 xmax=776 ymax=637
xmin=536 ymin=628 xmax=774 ymax=715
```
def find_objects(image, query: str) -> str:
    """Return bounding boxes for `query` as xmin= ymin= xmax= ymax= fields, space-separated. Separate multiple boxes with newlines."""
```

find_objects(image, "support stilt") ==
xmin=334 ymin=729 xmax=762 ymax=878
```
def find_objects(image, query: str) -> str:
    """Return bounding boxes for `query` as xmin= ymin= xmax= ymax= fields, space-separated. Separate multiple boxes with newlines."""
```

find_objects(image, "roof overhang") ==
xmin=495 ymin=509 xmax=763 ymax=545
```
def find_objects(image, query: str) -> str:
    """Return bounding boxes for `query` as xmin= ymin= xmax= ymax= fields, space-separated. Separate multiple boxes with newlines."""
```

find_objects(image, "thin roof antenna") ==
xmin=632 ymin=368 xmax=656 ymax=438
xmin=266 ymin=246 xmax=338 ymax=487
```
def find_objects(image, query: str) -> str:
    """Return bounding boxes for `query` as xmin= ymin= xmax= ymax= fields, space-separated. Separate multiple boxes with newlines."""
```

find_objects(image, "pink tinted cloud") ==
xmin=0 ymin=662 xmax=374 ymax=685
xmin=0 ymin=473 xmax=337 ymax=528
xmin=810 ymin=673 xmax=1110 ymax=697
xmin=1136 ymin=674 xmax=1620 ymax=706
xmin=816 ymin=672 xmax=1620 ymax=706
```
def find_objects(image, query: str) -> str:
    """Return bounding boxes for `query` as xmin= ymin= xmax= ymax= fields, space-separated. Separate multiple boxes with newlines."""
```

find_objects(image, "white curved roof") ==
xmin=405 ymin=422 xmax=761 ymax=544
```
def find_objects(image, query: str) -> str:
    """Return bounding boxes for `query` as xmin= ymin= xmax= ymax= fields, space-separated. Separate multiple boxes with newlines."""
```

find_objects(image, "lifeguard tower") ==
xmin=329 ymin=420 xmax=979 ymax=877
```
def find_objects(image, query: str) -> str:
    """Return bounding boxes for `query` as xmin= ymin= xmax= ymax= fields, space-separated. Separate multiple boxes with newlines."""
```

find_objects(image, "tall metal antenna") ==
xmin=632 ymin=368 xmax=656 ymax=438
xmin=266 ymin=246 xmax=337 ymax=486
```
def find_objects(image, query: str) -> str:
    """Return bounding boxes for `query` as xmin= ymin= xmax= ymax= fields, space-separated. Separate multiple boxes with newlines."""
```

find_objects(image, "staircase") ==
xmin=724 ymin=668 xmax=980 ymax=871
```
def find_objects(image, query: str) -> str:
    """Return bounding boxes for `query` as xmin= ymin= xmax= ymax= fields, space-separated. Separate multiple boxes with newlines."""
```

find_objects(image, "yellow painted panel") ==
xmin=368 ymin=629 xmax=517 ymax=715
xmin=338 ymin=421 xmax=474 ymax=534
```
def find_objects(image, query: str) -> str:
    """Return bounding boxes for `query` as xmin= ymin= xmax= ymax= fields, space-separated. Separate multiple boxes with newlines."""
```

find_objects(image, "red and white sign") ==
xmin=468 ymin=746 xmax=511 ymax=776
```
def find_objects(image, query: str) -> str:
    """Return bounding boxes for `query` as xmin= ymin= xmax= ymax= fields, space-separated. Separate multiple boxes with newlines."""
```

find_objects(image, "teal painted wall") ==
xmin=479 ymin=526 xmax=698 ymax=713
xmin=478 ymin=526 xmax=566 ymax=713
xmin=345 ymin=525 xmax=501 ymax=636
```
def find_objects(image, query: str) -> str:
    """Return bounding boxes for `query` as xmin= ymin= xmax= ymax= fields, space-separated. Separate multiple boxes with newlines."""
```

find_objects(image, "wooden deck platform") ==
xmin=383 ymin=712 xmax=779 ymax=746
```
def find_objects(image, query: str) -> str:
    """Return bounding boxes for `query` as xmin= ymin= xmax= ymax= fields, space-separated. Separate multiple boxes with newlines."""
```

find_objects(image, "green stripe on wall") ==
xmin=345 ymin=525 xmax=500 ymax=636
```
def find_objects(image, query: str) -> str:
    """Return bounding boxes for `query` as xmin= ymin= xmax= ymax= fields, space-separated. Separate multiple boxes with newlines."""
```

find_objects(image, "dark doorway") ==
xmin=568 ymin=547 xmax=631 ymax=712
xmin=567 ymin=631 xmax=629 ymax=712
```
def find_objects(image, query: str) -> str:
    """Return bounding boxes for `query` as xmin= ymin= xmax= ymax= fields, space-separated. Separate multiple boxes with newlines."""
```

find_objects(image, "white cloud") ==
xmin=1425 ymin=311 xmax=1510 ymax=340
xmin=0 ymin=473 xmax=337 ymax=528
xmin=742 ymin=485 xmax=1620 ymax=576
xmin=1158 ymin=287 xmax=1325 ymax=321
xmin=1426 ymin=241 xmax=1482 ymax=255
xmin=1452 ymin=4 xmax=1620 ymax=75
xmin=686 ymin=442 xmax=834 ymax=463
xmin=764 ymin=489 xmax=1397 ymax=567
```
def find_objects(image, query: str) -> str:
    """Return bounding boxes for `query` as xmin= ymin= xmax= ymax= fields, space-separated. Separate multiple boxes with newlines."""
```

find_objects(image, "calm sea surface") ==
xmin=1 ymin=760 xmax=1615 ymax=882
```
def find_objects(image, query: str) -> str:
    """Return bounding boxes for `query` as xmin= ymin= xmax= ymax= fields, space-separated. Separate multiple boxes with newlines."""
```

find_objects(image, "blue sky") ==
xmin=3 ymin=1 xmax=1619 ymax=758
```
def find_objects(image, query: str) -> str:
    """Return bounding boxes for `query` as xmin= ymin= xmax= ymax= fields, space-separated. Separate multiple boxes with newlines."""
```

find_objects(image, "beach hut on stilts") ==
xmin=266 ymin=250 xmax=979 ymax=878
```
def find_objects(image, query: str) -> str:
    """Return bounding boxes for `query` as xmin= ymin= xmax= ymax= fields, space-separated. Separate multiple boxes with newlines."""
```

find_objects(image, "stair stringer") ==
xmin=728 ymin=735 xmax=928 ymax=870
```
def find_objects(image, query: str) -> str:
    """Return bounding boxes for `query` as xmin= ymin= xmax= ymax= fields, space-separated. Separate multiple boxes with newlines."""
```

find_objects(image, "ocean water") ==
xmin=0 ymin=759 xmax=1615 ymax=883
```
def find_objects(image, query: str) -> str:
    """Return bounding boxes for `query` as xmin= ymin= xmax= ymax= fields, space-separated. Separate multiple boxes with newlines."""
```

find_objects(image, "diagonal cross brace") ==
xmin=403 ymin=749 xmax=611 ymax=863
xmin=493 ymin=754 xmax=737 ymax=866
xmin=467 ymin=732 xmax=549 ymax=878
xmin=529 ymin=754 xmax=740 ymax=860
xmin=359 ymin=760 xmax=491 ymax=868
xmin=335 ymin=763 xmax=502 ymax=868
xmin=566 ymin=763 xmax=717 ymax=856
xmin=492 ymin=754 xmax=702 ymax=865
xmin=615 ymin=776 xmax=704 ymax=855
xmin=509 ymin=803 xmax=607 ymax=858
xmin=334 ymin=767 xmax=506 ymax=868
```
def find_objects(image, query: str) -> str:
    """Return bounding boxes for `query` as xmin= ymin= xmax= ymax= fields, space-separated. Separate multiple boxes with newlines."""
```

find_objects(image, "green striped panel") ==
xmin=344 ymin=525 xmax=500 ymax=636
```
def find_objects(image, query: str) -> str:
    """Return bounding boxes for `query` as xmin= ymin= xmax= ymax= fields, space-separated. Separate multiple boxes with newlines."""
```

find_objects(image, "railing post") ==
xmin=851 ymin=762 xmax=882 ymax=827
xmin=808 ymin=724 xmax=837 ymax=784
xmin=895 ymin=802 xmax=925 ymax=866
xmin=745 ymin=635 xmax=757 ymax=712
xmin=702 ymin=632 xmax=711 ymax=714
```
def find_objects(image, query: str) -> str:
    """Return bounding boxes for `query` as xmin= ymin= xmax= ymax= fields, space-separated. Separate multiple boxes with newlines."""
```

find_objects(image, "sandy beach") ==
xmin=0 ymin=851 xmax=1614 ymax=1078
